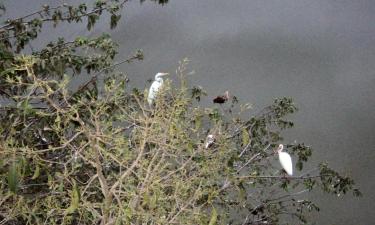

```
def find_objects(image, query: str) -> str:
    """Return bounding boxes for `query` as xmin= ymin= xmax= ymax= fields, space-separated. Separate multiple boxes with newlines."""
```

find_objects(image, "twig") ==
xmin=237 ymin=174 xmax=323 ymax=180
xmin=68 ymin=53 xmax=142 ymax=102
xmin=109 ymin=124 xmax=148 ymax=196
xmin=236 ymin=144 xmax=271 ymax=173
xmin=0 ymin=0 xmax=128 ymax=32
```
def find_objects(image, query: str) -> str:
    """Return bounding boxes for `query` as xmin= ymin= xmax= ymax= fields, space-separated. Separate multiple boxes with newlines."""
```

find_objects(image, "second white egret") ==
xmin=147 ymin=72 xmax=169 ymax=106
xmin=277 ymin=144 xmax=293 ymax=176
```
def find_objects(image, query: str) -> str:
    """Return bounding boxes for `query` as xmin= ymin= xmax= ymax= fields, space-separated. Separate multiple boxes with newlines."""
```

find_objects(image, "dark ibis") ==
xmin=213 ymin=91 xmax=229 ymax=104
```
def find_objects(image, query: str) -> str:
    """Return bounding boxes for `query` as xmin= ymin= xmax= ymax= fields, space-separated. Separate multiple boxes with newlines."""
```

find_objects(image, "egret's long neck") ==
xmin=155 ymin=75 xmax=163 ymax=80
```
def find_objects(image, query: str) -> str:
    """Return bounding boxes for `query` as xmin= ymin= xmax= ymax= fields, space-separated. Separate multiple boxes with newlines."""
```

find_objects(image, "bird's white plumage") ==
xmin=277 ymin=144 xmax=293 ymax=176
xmin=205 ymin=134 xmax=215 ymax=149
xmin=147 ymin=73 xmax=168 ymax=106
xmin=147 ymin=79 xmax=163 ymax=105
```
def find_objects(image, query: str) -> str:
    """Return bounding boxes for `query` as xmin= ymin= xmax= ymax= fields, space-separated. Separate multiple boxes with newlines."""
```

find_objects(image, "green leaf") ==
xmin=208 ymin=207 xmax=218 ymax=225
xmin=75 ymin=36 xmax=88 ymax=46
xmin=150 ymin=192 xmax=158 ymax=209
xmin=17 ymin=99 xmax=33 ymax=114
xmin=31 ymin=164 xmax=40 ymax=180
xmin=241 ymin=128 xmax=250 ymax=147
xmin=110 ymin=14 xmax=121 ymax=29
xmin=65 ymin=181 xmax=80 ymax=214
xmin=87 ymin=14 xmax=99 ymax=30
xmin=296 ymin=161 xmax=303 ymax=171
xmin=47 ymin=172 xmax=53 ymax=186
xmin=7 ymin=161 xmax=19 ymax=193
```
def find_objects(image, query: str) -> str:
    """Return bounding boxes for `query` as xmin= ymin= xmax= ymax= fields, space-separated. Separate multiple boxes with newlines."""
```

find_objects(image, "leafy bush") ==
xmin=0 ymin=1 xmax=360 ymax=224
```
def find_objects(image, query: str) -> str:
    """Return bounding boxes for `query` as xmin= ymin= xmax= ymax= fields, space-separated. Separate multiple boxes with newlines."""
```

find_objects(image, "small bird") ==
xmin=213 ymin=91 xmax=229 ymax=104
xmin=276 ymin=144 xmax=293 ymax=176
xmin=204 ymin=134 xmax=215 ymax=149
xmin=147 ymin=72 xmax=169 ymax=106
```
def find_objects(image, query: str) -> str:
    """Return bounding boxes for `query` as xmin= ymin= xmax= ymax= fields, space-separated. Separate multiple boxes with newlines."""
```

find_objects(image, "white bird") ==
xmin=147 ymin=72 xmax=169 ymax=106
xmin=205 ymin=134 xmax=215 ymax=149
xmin=276 ymin=144 xmax=293 ymax=176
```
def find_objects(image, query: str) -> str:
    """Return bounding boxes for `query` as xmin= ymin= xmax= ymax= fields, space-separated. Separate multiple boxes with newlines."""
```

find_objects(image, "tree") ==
xmin=0 ymin=1 xmax=360 ymax=224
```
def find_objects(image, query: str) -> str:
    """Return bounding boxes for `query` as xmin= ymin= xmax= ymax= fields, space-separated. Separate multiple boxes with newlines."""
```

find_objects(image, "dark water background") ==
xmin=3 ymin=0 xmax=375 ymax=224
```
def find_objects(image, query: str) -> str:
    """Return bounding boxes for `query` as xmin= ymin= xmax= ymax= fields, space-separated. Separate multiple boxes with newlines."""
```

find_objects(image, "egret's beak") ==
xmin=160 ymin=73 xmax=169 ymax=76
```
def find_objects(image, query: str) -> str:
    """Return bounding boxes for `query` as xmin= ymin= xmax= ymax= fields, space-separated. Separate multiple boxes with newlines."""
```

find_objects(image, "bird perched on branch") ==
xmin=213 ymin=91 xmax=229 ymax=104
xmin=276 ymin=144 xmax=293 ymax=176
xmin=147 ymin=72 xmax=169 ymax=106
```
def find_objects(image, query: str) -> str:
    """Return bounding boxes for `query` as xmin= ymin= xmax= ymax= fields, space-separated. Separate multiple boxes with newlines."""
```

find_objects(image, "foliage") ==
xmin=0 ymin=1 xmax=360 ymax=225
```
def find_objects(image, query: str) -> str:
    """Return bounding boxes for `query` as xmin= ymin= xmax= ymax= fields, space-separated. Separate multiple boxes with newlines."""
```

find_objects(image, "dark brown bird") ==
xmin=213 ymin=91 xmax=229 ymax=104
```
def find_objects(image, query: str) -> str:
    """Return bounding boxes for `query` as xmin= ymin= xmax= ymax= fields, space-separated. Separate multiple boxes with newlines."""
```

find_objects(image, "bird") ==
xmin=213 ymin=91 xmax=229 ymax=104
xmin=276 ymin=144 xmax=293 ymax=176
xmin=204 ymin=134 xmax=215 ymax=149
xmin=147 ymin=72 xmax=169 ymax=106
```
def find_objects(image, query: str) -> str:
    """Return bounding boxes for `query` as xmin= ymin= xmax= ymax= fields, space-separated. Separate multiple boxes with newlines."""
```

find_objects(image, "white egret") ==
xmin=205 ymin=134 xmax=215 ymax=149
xmin=147 ymin=72 xmax=169 ymax=106
xmin=276 ymin=144 xmax=293 ymax=176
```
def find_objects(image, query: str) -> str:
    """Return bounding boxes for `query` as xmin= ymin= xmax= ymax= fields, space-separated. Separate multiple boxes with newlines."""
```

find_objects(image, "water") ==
xmin=3 ymin=0 xmax=375 ymax=224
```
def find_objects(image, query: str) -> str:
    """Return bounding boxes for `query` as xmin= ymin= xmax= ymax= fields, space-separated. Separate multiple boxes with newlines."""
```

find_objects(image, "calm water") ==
xmin=4 ymin=0 xmax=375 ymax=224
